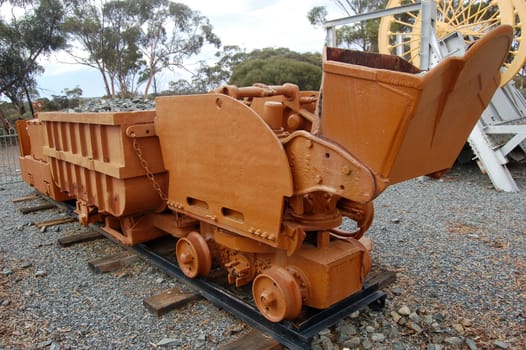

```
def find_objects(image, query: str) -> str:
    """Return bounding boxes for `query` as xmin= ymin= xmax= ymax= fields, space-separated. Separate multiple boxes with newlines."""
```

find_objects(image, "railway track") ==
xmin=29 ymin=193 xmax=392 ymax=350
xmin=127 ymin=236 xmax=388 ymax=350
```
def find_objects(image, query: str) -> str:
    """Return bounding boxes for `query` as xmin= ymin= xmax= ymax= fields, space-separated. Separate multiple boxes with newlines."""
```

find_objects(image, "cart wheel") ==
xmin=176 ymin=231 xmax=212 ymax=278
xmin=252 ymin=266 xmax=302 ymax=322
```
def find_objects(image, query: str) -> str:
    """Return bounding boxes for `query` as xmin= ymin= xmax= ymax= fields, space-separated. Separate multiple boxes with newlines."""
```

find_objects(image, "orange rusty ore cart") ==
xmin=16 ymin=26 xmax=512 ymax=323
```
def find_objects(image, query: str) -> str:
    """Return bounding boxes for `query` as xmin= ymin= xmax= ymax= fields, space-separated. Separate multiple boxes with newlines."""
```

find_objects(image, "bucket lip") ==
xmin=322 ymin=46 xmax=424 ymax=89
xmin=323 ymin=58 xmax=424 ymax=90
xmin=37 ymin=109 xmax=156 ymax=125
xmin=324 ymin=46 xmax=421 ymax=74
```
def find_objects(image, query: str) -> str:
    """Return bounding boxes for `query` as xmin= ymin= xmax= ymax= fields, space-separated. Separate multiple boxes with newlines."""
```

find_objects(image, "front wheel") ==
xmin=252 ymin=266 xmax=302 ymax=322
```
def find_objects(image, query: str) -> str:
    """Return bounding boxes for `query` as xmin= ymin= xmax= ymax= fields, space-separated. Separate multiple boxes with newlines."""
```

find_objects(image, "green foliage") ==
xmin=191 ymin=45 xmax=248 ymax=93
xmin=336 ymin=0 xmax=387 ymax=51
xmin=103 ymin=2 xmax=144 ymax=97
xmin=229 ymin=48 xmax=322 ymax=90
xmin=308 ymin=0 xmax=387 ymax=51
xmin=170 ymin=47 xmax=322 ymax=94
xmin=307 ymin=6 xmax=328 ymax=27
xmin=337 ymin=19 xmax=382 ymax=51
xmin=37 ymin=86 xmax=83 ymax=111
xmin=0 ymin=101 xmax=25 ymax=122
xmin=167 ymin=79 xmax=197 ymax=95
xmin=64 ymin=0 xmax=220 ymax=97
xmin=138 ymin=0 xmax=220 ymax=96
xmin=64 ymin=0 xmax=145 ymax=97
xmin=0 ymin=0 xmax=66 ymax=112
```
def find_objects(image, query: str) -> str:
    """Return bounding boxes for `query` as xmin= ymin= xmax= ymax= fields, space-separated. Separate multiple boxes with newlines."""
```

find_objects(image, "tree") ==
xmin=330 ymin=0 xmax=388 ymax=52
xmin=308 ymin=0 xmax=387 ymax=51
xmin=191 ymin=45 xmax=247 ymax=93
xmin=229 ymin=48 xmax=322 ymax=91
xmin=63 ymin=1 xmax=106 ymax=95
xmin=167 ymin=47 xmax=322 ymax=94
xmin=64 ymin=0 xmax=141 ymax=97
xmin=307 ymin=6 xmax=328 ymax=28
xmin=136 ymin=0 xmax=221 ymax=97
xmin=167 ymin=79 xmax=196 ymax=95
xmin=0 ymin=0 xmax=66 ymax=112
xmin=102 ymin=0 xmax=144 ymax=97
xmin=64 ymin=0 xmax=220 ymax=97
xmin=40 ymin=85 xmax=83 ymax=110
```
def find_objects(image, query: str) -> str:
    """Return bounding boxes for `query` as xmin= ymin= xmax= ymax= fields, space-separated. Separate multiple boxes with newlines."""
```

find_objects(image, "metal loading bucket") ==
xmin=320 ymin=26 xmax=513 ymax=188
xmin=16 ymin=119 xmax=72 ymax=201
xmin=38 ymin=111 xmax=168 ymax=217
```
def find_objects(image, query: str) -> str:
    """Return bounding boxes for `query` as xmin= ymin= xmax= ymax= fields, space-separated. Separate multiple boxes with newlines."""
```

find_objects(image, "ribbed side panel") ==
xmin=40 ymin=111 xmax=167 ymax=217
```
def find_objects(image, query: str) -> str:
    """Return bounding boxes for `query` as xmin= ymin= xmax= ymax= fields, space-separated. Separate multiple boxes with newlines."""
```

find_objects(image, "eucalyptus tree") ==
xmin=102 ymin=0 xmax=143 ymax=96
xmin=64 ymin=0 xmax=220 ymax=97
xmin=63 ymin=0 xmax=114 ymax=96
xmin=64 ymin=0 xmax=144 ymax=97
xmin=134 ymin=0 xmax=221 ymax=97
xmin=191 ymin=45 xmax=247 ymax=93
xmin=308 ymin=0 xmax=387 ymax=51
xmin=0 ymin=0 xmax=66 ymax=113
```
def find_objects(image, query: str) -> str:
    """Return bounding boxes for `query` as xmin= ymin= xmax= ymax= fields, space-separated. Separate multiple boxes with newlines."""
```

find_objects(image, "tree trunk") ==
xmin=102 ymin=72 xmax=112 ymax=97
xmin=110 ymin=77 xmax=116 ymax=98
xmin=143 ymin=75 xmax=153 ymax=98
xmin=95 ymin=61 xmax=112 ymax=97
xmin=0 ymin=108 xmax=11 ymax=132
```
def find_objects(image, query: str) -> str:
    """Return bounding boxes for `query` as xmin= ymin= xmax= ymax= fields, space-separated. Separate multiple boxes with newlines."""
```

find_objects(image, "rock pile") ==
xmin=310 ymin=303 xmax=500 ymax=350
xmin=72 ymin=97 xmax=156 ymax=112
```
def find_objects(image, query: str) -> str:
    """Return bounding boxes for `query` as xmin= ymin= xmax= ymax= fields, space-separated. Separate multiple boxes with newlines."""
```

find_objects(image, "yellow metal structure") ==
xmin=378 ymin=0 xmax=524 ymax=86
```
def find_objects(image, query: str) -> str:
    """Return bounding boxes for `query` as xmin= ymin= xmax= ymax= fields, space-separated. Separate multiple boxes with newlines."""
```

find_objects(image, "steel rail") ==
xmin=39 ymin=195 xmax=388 ymax=349
xmin=130 ymin=240 xmax=386 ymax=350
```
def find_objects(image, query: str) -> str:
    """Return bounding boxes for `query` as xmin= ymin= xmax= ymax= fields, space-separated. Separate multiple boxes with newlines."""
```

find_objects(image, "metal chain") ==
xmin=131 ymin=137 xmax=168 ymax=201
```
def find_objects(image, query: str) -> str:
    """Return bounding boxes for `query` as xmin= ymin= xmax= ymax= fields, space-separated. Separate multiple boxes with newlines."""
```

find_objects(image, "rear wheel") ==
xmin=176 ymin=231 xmax=212 ymax=278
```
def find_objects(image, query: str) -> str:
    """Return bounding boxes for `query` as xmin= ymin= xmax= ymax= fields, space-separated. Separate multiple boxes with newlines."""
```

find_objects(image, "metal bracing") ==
xmin=324 ymin=3 xmax=422 ymax=47
xmin=480 ymin=83 xmax=526 ymax=159
xmin=473 ymin=82 xmax=526 ymax=191
xmin=468 ymin=123 xmax=520 ymax=192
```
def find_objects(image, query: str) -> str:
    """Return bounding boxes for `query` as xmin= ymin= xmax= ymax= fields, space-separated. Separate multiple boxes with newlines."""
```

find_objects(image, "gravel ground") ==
xmin=1 ymin=162 xmax=525 ymax=350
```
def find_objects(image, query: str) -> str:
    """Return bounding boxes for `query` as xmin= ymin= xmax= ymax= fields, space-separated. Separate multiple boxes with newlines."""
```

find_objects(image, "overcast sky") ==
xmin=37 ymin=0 xmax=345 ymax=98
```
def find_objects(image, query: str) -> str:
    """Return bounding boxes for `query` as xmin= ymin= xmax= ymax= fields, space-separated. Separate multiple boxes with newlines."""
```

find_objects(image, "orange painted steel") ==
xmin=321 ymin=25 xmax=513 ymax=188
xmin=16 ymin=119 xmax=72 ymax=202
xmin=36 ymin=111 xmax=168 ymax=244
xmin=16 ymin=26 xmax=512 ymax=322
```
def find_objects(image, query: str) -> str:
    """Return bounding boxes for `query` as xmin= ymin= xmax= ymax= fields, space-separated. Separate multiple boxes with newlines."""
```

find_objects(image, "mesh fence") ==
xmin=0 ymin=127 xmax=21 ymax=186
